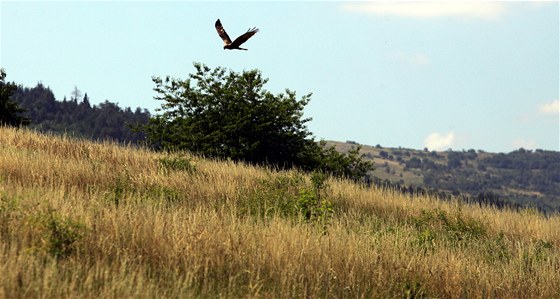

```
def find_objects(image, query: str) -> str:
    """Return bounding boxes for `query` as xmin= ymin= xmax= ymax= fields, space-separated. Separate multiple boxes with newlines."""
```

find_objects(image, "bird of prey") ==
xmin=215 ymin=19 xmax=259 ymax=50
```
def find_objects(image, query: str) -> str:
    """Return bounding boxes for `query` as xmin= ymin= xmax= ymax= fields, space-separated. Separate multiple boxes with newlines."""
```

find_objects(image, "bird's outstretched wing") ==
xmin=215 ymin=19 xmax=232 ymax=45
xmin=230 ymin=27 xmax=259 ymax=48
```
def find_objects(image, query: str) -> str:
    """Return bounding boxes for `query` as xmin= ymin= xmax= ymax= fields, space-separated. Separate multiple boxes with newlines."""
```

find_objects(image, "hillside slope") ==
xmin=1 ymin=127 xmax=559 ymax=298
xmin=327 ymin=141 xmax=560 ymax=213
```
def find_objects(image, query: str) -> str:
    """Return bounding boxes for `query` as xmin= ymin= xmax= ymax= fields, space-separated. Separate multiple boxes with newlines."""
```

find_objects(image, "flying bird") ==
xmin=215 ymin=19 xmax=259 ymax=50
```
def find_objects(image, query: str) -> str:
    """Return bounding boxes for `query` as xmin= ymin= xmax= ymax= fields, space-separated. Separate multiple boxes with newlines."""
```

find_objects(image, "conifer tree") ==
xmin=0 ymin=69 xmax=30 ymax=127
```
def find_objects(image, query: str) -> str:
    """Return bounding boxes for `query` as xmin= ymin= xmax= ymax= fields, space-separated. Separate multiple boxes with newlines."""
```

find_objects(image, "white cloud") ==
xmin=424 ymin=132 xmax=456 ymax=151
xmin=537 ymin=100 xmax=559 ymax=115
xmin=390 ymin=52 xmax=430 ymax=66
xmin=342 ymin=2 xmax=505 ymax=20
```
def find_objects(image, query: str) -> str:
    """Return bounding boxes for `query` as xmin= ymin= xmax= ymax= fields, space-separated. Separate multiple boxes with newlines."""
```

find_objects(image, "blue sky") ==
xmin=1 ymin=1 xmax=558 ymax=153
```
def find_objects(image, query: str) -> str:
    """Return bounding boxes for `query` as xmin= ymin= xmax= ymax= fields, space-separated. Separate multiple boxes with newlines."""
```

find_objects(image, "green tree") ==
xmin=141 ymin=63 xmax=373 ymax=178
xmin=308 ymin=142 xmax=374 ymax=181
xmin=0 ymin=69 xmax=30 ymax=127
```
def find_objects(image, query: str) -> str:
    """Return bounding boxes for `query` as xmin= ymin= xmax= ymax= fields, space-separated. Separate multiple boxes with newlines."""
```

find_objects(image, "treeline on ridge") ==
xmin=11 ymin=83 xmax=150 ymax=143
xmin=355 ymin=143 xmax=560 ymax=213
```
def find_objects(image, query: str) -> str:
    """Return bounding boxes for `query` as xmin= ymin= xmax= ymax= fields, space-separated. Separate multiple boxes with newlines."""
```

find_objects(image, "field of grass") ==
xmin=1 ymin=127 xmax=559 ymax=298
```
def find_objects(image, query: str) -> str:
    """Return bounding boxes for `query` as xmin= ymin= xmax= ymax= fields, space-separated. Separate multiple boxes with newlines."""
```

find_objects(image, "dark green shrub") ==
xmin=158 ymin=156 xmax=196 ymax=173
xmin=32 ymin=210 xmax=87 ymax=259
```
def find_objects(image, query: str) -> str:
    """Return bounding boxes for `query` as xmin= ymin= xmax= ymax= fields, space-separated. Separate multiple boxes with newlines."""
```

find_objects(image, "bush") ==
xmin=158 ymin=155 xmax=196 ymax=173
xmin=140 ymin=63 xmax=372 ymax=179
xmin=30 ymin=210 xmax=87 ymax=259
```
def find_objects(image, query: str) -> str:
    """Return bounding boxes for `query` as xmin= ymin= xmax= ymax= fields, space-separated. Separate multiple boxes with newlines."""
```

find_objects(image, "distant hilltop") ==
xmin=327 ymin=140 xmax=560 ymax=213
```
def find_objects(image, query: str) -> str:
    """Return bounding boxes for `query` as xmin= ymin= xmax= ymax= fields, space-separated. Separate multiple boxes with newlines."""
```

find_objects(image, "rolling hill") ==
xmin=1 ymin=127 xmax=559 ymax=298
xmin=327 ymin=141 xmax=560 ymax=213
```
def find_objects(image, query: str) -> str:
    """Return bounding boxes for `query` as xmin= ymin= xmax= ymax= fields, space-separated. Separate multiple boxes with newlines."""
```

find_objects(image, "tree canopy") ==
xmin=0 ymin=68 xmax=30 ymax=127
xmin=11 ymin=83 xmax=150 ymax=143
xmin=141 ymin=63 xmax=373 ymax=179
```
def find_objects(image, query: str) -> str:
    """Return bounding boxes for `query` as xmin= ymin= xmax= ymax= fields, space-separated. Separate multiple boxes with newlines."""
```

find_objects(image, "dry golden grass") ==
xmin=1 ymin=126 xmax=559 ymax=298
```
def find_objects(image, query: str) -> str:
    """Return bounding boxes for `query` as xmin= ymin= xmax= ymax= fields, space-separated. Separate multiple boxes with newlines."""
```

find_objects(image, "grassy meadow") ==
xmin=0 ymin=126 xmax=559 ymax=298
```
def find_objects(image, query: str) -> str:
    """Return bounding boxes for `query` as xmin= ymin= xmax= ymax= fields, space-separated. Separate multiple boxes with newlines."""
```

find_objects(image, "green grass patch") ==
xmin=29 ymin=209 xmax=88 ymax=259
xmin=411 ymin=208 xmax=487 ymax=248
xmin=158 ymin=155 xmax=196 ymax=174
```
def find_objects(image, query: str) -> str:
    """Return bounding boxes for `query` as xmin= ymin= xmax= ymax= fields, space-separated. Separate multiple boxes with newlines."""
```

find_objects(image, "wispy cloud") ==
xmin=390 ymin=51 xmax=430 ymax=66
xmin=424 ymin=132 xmax=455 ymax=151
xmin=518 ymin=99 xmax=559 ymax=124
xmin=341 ymin=2 xmax=506 ymax=21
xmin=537 ymin=100 xmax=559 ymax=115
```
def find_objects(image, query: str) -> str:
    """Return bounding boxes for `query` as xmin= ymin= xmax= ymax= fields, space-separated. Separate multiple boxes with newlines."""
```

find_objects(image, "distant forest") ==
xmin=421 ymin=149 xmax=560 ymax=212
xmin=11 ymin=83 xmax=150 ymax=143
xmin=331 ymin=141 xmax=560 ymax=214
